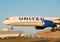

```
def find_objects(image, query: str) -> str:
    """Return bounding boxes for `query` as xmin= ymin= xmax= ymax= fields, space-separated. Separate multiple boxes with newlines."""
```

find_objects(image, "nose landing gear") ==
xmin=11 ymin=26 xmax=13 ymax=30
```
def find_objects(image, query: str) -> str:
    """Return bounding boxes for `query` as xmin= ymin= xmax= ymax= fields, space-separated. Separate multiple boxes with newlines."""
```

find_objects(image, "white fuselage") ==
xmin=3 ymin=16 xmax=60 ymax=26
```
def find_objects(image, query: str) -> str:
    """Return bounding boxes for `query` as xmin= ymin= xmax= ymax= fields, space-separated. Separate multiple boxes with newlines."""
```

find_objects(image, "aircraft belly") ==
xmin=9 ymin=22 xmax=44 ymax=26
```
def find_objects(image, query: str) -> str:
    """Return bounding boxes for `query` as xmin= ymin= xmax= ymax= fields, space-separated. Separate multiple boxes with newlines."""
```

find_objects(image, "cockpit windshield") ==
xmin=6 ymin=18 xmax=9 ymax=20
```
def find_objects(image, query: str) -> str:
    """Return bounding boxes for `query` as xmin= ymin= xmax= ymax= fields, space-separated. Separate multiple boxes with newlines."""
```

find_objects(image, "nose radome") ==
xmin=3 ymin=20 xmax=10 ymax=24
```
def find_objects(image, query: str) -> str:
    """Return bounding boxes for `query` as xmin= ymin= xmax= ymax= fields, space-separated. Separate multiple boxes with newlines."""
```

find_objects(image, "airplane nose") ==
xmin=3 ymin=20 xmax=9 ymax=24
xmin=3 ymin=20 xmax=7 ymax=24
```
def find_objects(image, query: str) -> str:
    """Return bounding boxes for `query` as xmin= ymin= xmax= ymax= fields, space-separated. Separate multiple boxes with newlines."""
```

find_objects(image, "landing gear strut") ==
xmin=51 ymin=27 xmax=55 ymax=32
xmin=11 ymin=26 xmax=13 ymax=30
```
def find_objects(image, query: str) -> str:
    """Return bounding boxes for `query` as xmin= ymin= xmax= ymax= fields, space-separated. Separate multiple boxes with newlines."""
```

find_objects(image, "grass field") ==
xmin=0 ymin=38 xmax=60 ymax=42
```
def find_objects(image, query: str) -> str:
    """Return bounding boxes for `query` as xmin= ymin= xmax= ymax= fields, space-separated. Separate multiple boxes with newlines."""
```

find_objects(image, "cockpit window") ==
xmin=6 ymin=18 xmax=9 ymax=20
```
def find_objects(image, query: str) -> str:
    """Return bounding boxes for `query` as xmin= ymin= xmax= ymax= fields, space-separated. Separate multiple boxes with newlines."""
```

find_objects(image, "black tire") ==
xmin=58 ymin=29 xmax=60 ymax=31
xmin=55 ymin=28 xmax=57 ymax=31
xmin=51 ymin=29 xmax=56 ymax=32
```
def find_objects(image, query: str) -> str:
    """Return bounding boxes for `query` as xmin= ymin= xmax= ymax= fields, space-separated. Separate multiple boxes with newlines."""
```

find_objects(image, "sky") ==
xmin=0 ymin=0 xmax=60 ymax=36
